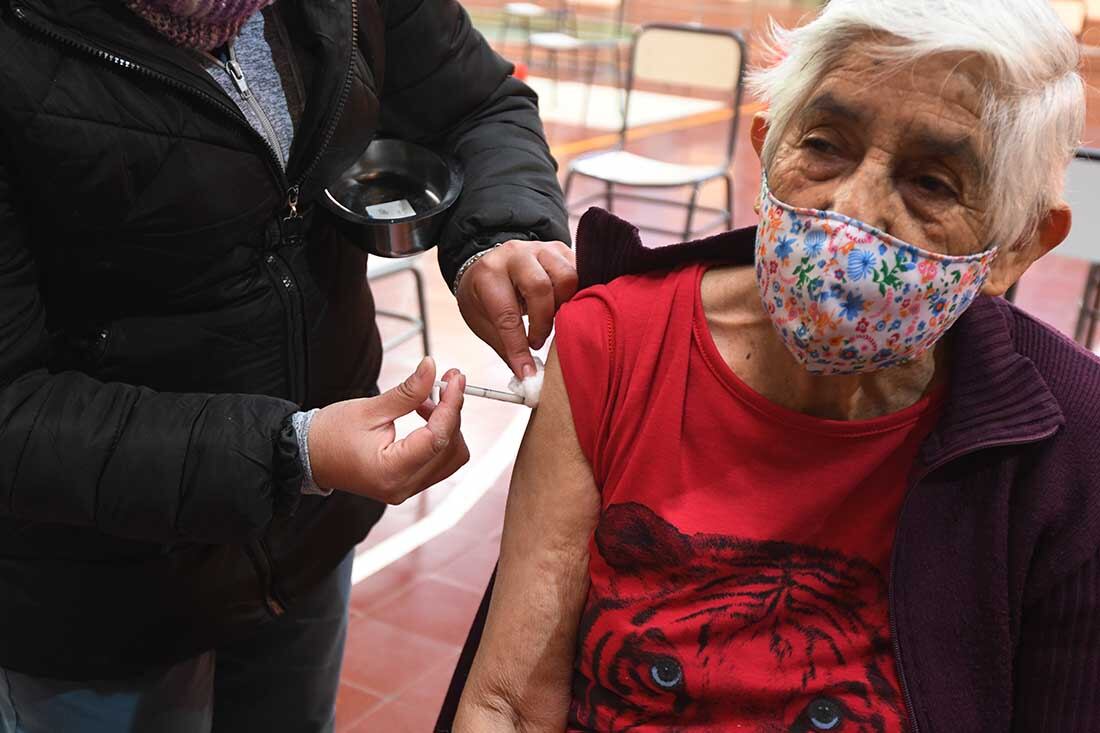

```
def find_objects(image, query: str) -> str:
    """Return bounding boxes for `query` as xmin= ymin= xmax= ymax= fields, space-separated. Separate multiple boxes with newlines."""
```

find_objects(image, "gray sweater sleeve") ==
xmin=291 ymin=409 xmax=330 ymax=496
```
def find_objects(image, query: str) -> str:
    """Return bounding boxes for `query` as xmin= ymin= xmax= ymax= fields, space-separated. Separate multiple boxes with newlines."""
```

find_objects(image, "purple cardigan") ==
xmin=574 ymin=208 xmax=1100 ymax=732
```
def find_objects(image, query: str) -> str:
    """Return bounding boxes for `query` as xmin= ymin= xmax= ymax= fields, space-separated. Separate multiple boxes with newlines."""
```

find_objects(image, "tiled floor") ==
xmin=336 ymin=3 xmax=1100 ymax=730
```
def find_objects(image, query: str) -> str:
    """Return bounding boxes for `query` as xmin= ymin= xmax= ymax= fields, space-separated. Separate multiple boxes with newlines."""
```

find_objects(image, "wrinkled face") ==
xmin=767 ymin=49 xmax=992 ymax=257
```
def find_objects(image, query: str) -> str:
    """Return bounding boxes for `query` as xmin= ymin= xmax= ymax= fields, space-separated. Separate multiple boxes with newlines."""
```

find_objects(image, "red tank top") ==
xmin=554 ymin=263 xmax=943 ymax=732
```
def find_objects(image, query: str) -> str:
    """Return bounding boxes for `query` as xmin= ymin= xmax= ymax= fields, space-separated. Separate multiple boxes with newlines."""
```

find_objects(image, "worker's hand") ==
xmin=308 ymin=357 xmax=469 ymax=505
xmin=456 ymin=240 xmax=578 ymax=379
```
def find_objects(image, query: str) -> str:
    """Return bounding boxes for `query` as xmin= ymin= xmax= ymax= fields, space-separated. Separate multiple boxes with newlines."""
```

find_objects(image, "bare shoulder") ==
xmin=514 ymin=344 xmax=591 ymax=486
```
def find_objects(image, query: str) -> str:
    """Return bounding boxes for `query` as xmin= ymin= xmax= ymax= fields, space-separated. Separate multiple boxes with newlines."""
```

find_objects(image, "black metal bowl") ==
xmin=321 ymin=138 xmax=463 ymax=258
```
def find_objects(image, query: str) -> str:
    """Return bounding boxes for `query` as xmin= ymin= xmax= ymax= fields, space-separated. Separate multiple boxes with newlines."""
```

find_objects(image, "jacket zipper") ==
xmin=293 ymin=0 xmax=359 ymax=207
xmin=199 ymin=40 xmax=308 ymax=405
xmin=888 ymin=427 xmax=1060 ymax=733
xmin=262 ymin=250 xmax=305 ymax=405
xmin=267 ymin=0 xmax=359 ymax=406
xmin=205 ymin=42 xmax=288 ymax=169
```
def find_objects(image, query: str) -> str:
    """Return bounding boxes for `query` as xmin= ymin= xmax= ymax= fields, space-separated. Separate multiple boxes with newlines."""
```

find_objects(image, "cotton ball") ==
xmin=507 ymin=356 xmax=545 ymax=408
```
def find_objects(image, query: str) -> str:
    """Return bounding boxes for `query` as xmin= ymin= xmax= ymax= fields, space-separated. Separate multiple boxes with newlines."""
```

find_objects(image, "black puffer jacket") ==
xmin=0 ymin=0 xmax=567 ymax=678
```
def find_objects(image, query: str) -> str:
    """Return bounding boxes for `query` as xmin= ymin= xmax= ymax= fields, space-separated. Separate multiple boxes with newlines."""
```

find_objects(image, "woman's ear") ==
xmin=982 ymin=205 xmax=1072 ymax=297
xmin=751 ymin=113 xmax=769 ymax=161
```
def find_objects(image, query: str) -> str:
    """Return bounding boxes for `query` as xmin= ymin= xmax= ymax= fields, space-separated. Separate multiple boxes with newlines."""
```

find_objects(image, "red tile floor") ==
xmin=336 ymin=4 xmax=1100 ymax=729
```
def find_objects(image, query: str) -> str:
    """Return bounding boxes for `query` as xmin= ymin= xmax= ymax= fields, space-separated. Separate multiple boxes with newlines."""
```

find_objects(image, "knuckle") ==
xmin=526 ymin=276 xmax=554 ymax=298
xmin=494 ymin=310 xmax=524 ymax=331
xmin=395 ymin=379 xmax=420 ymax=402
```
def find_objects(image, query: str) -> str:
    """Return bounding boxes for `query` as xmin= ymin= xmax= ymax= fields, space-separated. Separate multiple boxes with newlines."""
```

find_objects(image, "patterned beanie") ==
xmin=124 ymin=0 xmax=277 ymax=50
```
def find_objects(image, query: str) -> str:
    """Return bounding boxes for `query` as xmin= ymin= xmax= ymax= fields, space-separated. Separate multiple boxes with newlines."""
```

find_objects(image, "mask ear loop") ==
xmin=754 ymin=173 xmax=770 ymax=216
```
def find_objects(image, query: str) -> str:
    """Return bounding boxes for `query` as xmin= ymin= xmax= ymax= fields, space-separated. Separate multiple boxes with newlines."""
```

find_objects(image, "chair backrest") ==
xmin=1053 ymin=0 xmax=1087 ymax=37
xmin=1058 ymin=148 xmax=1100 ymax=263
xmin=620 ymin=24 xmax=747 ymax=166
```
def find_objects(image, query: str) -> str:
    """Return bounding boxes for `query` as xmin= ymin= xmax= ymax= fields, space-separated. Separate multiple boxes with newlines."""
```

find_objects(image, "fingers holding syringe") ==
xmin=381 ymin=372 xmax=469 ymax=500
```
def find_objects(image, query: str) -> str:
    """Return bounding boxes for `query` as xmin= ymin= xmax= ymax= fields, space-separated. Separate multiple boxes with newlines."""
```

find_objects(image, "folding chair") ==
xmin=367 ymin=255 xmax=430 ymax=357
xmin=562 ymin=23 xmax=747 ymax=241
xmin=527 ymin=0 xmax=629 ymax=123
xmin=497 ymin=2 xmax=568 ymax=67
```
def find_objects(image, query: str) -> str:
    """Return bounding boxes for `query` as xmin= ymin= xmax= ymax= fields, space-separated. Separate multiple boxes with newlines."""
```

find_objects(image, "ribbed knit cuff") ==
xmin=291 ymin=409 xmax=331 ymax=496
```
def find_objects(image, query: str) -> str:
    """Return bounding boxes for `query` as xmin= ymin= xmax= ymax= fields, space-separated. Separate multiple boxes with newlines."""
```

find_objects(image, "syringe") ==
xmin=434 ymin=380 xmax=526 ymax=405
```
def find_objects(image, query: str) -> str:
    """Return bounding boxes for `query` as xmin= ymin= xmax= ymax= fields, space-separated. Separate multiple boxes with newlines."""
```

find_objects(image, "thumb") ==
xmin=372 ymin=356 xmax=437 ymax=421
xmin=494 ymin=311 xmax=537 ymax=379
xmin=505 ymin=346 xmax=539 ymax=381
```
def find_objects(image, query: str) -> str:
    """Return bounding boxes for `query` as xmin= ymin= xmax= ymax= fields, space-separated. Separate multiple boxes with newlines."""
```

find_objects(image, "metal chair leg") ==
xmin=548 ymin=49 xmax=559 ymax=107
xmin=605 ymin=181 xmax=614 ymax=213
xmin=411 ymin=265 xmax=430 ymax=358
xmin=1076 ymin=263 xmax=1100 ymax=350
xmin=724 ymin=173 xmax=734 ymax=229
xmin=563 ymin=168 xmax=578 ymax=206
xmin=683 ymin=183 xmax=701 ymax=241
xmin=1091 ymin=271 xmax=1100 ymax=351
xmin=581 ymin=47 xmax=598 ymax=127
xmin=499 ymin=12 xmax=511 ymax=51
xmin=612 ymin=44 xmax=626 ymax=121
xmin=522 ymin=17 xmax=533 ymax=67
xmin=1073 ymin=264 xmax=1099 ymax=345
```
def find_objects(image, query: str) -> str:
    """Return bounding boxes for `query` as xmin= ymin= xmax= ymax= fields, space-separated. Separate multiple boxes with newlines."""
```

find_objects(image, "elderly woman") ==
xmin=453 ymin=0 xmax=1100 ymax=730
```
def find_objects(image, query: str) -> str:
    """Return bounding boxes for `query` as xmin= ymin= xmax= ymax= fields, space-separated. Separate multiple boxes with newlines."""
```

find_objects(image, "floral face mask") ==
xmin=754 ymin=176 xmax=998 ymax=375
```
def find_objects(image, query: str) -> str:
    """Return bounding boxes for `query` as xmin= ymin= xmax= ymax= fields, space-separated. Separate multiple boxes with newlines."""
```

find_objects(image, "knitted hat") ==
xmin=124 ymin=0 xmax=277 ymax=50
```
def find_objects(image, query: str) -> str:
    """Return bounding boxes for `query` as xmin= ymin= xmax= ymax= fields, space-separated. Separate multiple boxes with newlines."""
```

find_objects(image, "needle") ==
xmin=435 ymin=380 xmax=526 ymax=405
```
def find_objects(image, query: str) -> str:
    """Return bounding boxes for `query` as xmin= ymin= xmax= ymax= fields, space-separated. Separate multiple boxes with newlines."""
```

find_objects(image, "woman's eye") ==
xmin=803 ymin=697 xmax=843 ymax=730
xmin=914 ymin=175 xmax=957 ymax=198
xmin=649 ymin=657 xmax=684 ymax=690
xmin=803 ymin=137 xmax=837 ymax=154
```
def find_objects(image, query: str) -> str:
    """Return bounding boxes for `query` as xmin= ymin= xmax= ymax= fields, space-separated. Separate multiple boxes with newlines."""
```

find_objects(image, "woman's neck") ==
xmin=701 ymin=265 xmax=948 ymax=421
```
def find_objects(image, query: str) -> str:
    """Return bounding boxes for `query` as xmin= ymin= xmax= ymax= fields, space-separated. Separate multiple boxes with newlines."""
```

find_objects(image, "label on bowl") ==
xmin=365 ymin=199 xmax=417 ymax=219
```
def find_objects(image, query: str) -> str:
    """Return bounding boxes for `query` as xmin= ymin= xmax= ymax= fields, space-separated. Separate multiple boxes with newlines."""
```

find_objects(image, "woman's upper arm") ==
xmin=455 ymin=344 xmax=601 ymax=732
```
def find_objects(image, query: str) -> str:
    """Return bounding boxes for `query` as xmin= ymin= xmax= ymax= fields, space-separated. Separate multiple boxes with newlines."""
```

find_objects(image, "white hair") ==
xmin=749 ymin=0 xmax=1085 ymax=249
